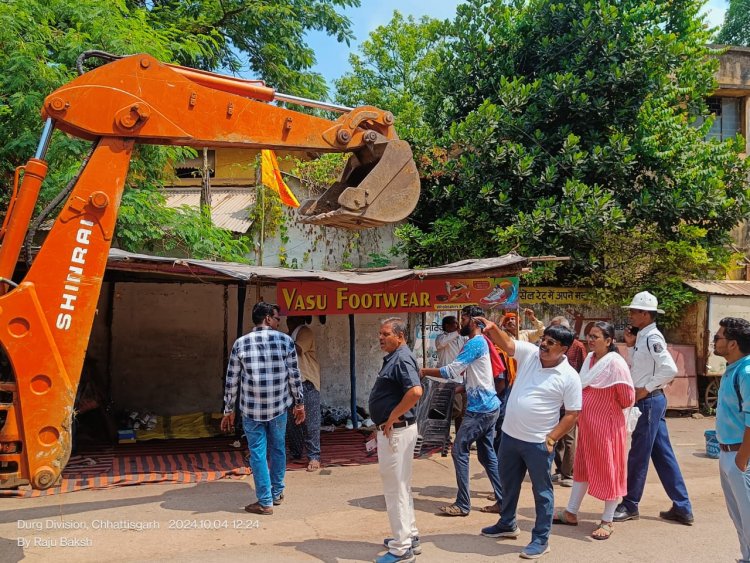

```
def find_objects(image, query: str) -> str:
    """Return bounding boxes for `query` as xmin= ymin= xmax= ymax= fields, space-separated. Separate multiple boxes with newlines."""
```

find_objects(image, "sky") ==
xmin=305 ymin=0 xmax=730 ymax=91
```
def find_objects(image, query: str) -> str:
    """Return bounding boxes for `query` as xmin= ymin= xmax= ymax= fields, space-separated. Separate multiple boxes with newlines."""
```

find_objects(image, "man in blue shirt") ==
xmin=419 ymin=305 xmax=504 ymax=518
xmin=713 ymin=316 xmax=750 ymax=563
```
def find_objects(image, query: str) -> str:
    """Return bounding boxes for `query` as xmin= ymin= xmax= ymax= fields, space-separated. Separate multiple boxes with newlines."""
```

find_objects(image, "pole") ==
xmin=256 ymin=160 xmax=264 ymax=266
xmin=237 ymin=281 xmax=247 ymax=339
xmin=421 ymin=312 xmax=427 ymax=368
xmin=349 ymin=314 xmax=358 ymax=430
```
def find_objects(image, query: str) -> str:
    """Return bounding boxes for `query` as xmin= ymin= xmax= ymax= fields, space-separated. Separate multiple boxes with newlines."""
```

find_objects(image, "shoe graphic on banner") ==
xmin=480 ymin=280 xmax=516 ymax=307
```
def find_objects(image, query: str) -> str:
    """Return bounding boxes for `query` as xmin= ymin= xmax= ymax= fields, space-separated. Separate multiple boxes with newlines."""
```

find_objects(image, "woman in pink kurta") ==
xmin=553 ymin=321 xmax=635 ymax=540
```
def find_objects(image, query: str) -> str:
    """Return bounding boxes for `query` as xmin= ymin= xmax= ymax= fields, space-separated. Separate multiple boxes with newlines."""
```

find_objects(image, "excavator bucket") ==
xmin=297 ymin=138 xmax=420 ymax=230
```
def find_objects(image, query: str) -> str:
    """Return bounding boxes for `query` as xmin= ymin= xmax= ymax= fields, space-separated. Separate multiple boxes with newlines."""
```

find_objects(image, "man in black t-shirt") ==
xmin=369 ymin=317 xmax=423 ymax=563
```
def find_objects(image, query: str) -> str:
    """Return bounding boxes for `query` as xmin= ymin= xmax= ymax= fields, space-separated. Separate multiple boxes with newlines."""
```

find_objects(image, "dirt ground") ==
xmin=0 ymin=416 xmax=741 ymax=562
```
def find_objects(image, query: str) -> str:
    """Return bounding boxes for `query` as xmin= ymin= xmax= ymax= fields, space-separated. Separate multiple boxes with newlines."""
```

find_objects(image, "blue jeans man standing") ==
xmin=419 ymin=305 xmax=504 ymax=517
xmin=220 ymin=302 xmax=305 ymax=515
xmin=477 ymin=320 xmax=582 ymax=560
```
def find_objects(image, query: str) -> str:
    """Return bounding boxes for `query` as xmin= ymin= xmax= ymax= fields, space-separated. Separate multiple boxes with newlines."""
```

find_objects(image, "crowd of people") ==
xmin=219 ymin=296 xmax=750 ymax=563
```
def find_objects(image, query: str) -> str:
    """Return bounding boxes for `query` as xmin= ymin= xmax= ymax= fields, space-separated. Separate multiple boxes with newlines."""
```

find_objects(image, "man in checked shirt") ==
xmin=221 ymin=302 xmax=305 ymax=515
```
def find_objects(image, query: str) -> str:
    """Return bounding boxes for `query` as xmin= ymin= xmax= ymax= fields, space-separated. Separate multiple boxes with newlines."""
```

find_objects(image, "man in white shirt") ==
xmin=435 ymin=315 xmax=468 ymax=430
xmin=476 ymin=316 xmax=582 ymax=560
xmin=613 ymin=291 xmax=694 ymax=525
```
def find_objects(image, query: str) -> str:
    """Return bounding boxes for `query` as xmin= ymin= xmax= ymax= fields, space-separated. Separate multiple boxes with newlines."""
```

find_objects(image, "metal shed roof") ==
xmin=683 ymin=280 xmax=750 ymax=296
xmin=107 ymin=249 xmax=530 ymax=285
xmin=164 ymin=187 xmax=255 ymax=233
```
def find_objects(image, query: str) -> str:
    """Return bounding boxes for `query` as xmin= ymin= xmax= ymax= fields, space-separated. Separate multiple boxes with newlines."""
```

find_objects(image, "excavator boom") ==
xmin=43 ymin=54 xmax=420 ymax=229
xmin=0 ymin=54 xmax=420 ymax=489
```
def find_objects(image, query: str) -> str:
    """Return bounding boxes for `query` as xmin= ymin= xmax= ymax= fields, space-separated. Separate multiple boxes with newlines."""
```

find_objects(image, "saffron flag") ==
xmin=260 ymin=149 xmax=300 ymax=208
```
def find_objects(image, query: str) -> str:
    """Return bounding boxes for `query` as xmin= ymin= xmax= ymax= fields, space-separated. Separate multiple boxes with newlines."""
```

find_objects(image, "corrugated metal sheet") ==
xmin=164 ymin=187 xmax=255 ymax=233
xmin=684 ymin=280 xmax=750 ymax=296
xmin=107 ymin=248 xmax=530 ymax=285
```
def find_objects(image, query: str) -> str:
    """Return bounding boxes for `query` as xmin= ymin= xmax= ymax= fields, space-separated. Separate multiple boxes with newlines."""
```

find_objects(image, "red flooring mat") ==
xmin=1 ymin=430 xmax=377 ymax=498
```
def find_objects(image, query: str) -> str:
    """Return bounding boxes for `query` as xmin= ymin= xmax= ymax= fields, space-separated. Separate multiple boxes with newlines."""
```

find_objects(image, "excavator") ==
xmin=0 ymin=52 xmax=420 ymax=489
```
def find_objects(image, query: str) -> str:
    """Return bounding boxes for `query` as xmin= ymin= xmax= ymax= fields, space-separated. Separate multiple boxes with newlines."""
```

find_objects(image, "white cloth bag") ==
xmin=624 ymin=406 xmax=642 ymax=434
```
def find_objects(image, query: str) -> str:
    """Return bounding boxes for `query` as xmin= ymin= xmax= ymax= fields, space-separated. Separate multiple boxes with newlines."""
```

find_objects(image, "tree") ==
xmin=716 ymin=0 xmax=750 ymax=46
xmin=0 ymin=0 xmax=358 ymax=262
xmin=394 ymin=0 xmax=750 ymax=314
xmin=126 ymin=0 xmax=360 ymax=98
xmin=334 ymin=11 xmax=444 ymax=149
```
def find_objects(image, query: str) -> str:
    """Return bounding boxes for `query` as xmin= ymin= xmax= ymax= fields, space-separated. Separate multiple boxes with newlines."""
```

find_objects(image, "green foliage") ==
xmin=390 ymin=0 xmax=750 ymax=309
xmin=582 ymin=223 xmax=741 ymax=326
xmin=716 ymin=0 xmax=750 ymax=46
xmin=365 ymin=252 xmax=391 ymax=268
xmin=0 ymin=0 xmax=358 ymax=261
xmin=334 ymin=11 xmax=444 ymax=150
xmin=117 ymin=184 xmax=251 ymax=262
xmin=290 ymin=153 xmax=349 ymax=196
xmin=247 ymin=186 xmax=286 ymax=242
xmin=125 ymin=0 xmax=361 ymax=97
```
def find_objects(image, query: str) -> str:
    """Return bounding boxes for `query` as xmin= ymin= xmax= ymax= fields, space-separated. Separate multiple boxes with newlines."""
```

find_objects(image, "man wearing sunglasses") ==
xmin=475 ymin=316 xmax=581 ymax=560
xmin=221 ymin=301 xmax=305 ymax=516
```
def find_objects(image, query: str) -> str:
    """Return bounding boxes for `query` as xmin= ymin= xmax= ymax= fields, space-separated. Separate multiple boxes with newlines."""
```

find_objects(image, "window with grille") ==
xmin=704 ymin=97 xmax=741 ymax=142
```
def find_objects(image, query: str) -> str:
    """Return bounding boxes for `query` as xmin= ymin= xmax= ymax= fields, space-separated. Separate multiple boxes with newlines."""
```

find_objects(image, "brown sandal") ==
xmin=479 ymin=502 xmax=500 ymax=513
xmin=592 ymin=521 xmax=614 ymax=540
xmin=552 ymin=508 xmax=578 ymax=526
xmin=439 ymin=504 xmax=469 ymax=517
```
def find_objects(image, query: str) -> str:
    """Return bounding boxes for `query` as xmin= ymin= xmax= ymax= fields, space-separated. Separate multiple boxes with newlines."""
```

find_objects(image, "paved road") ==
xmin=0 ymin=416 xmax=740 ymax=562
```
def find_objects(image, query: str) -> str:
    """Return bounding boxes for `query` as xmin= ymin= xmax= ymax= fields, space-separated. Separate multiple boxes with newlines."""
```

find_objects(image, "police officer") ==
xmin=613 ymin=291 xmax=694 ymax=525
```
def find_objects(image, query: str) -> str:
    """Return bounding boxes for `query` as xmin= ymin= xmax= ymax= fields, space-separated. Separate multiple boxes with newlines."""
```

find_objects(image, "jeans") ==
xmin=493 ymin=413 xmax=505 ymax=497
xmin=497 ymin=432 xmax=554 ymax=545
xmin=452 ymin=408 xmax=503 ymax=512
xmin=720 ymin=450 xmax=750 ymax=563
xmin=242 ymin=412 xmax=287 ymax=507
xmin=620 ymin=393 xmax=692 ymax=514
xmin=287 ymin=381 xmax=321 ymax=460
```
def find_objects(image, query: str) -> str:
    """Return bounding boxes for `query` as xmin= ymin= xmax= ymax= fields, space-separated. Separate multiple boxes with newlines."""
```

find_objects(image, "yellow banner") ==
xmin=518 ymin=287 xmax=594 ymax=305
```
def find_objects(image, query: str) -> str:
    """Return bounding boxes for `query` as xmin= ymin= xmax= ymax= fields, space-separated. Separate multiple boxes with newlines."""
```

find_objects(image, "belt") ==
xmin=720 ymin=443 xmax=742 ymax=452
xmin=377 ymin=419 xmax=414 ymax=432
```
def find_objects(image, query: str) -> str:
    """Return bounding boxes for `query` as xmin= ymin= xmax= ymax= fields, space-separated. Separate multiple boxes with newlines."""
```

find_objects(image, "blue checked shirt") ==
xmin=223 ymin=327 xmax=304 ymax=421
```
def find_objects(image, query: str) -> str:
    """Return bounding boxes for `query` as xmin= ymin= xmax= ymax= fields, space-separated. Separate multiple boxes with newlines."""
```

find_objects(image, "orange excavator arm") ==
xmin=0 ymin=53 xmax=419 ymax=489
